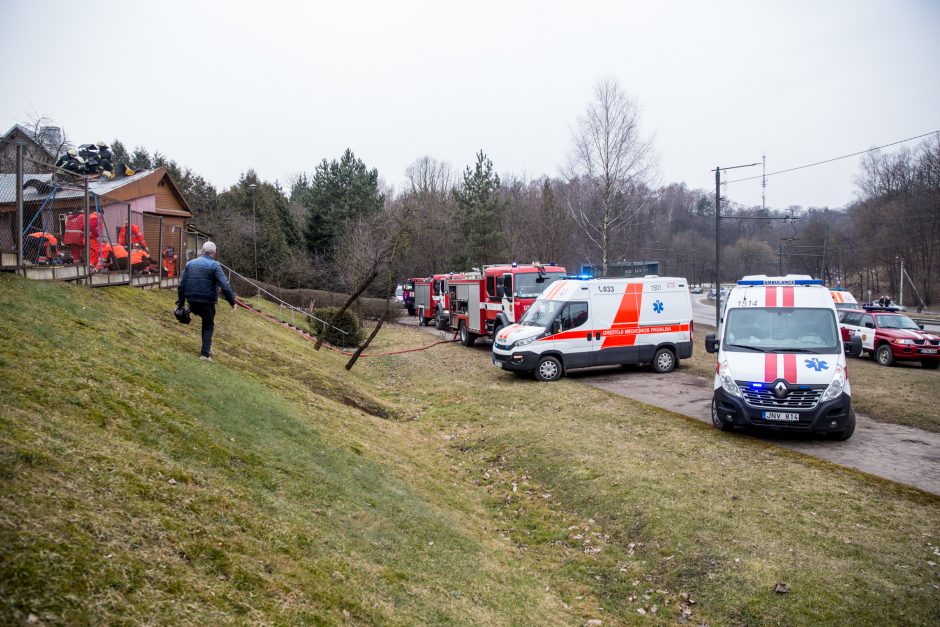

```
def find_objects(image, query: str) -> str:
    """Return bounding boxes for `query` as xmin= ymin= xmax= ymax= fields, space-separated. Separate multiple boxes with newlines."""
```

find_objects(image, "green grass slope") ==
xmin=0 ymin=276 xmax=566 ymax=624
xmin=2 ymin=275 xmax=939 ymax=625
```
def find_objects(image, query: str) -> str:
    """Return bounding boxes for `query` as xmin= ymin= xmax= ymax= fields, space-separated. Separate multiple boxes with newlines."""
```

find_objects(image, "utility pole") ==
xmin=761 ymin=153 xmax=766 ymax=212
xmin=898 ymin=256 xmax=904 ymax=306
xmin=713 ymin=161 xmax=761 ymax=327
xmin=249 ymin=183 xmax=258 ymax=280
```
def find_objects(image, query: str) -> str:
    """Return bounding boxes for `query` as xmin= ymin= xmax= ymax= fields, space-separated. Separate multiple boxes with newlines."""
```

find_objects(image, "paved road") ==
xmin=398 ymin=314 xmax=940 ymax=496
xmin=693 ymin=296 xmax=718 ymax=328
xmin=578 ymin=368 xmax=940 ymax=496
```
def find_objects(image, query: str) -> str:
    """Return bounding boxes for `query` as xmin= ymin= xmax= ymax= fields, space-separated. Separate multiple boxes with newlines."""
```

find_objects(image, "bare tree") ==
xmin=315 ymin=199 xmax=414 ymax=351
xmin=563 ymin=78 xmax=656 ymax=275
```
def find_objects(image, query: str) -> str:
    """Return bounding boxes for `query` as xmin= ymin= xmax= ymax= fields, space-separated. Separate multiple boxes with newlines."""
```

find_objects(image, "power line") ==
xmin=725 ymin=130 xmax=940 ymax=184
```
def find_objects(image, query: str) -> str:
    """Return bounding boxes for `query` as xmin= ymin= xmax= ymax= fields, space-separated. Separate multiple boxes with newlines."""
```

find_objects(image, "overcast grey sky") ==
xmin=2 ymin=0 xmax=938 ymax=209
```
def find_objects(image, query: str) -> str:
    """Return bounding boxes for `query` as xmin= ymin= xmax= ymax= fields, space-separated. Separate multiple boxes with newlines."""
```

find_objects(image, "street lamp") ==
xmin=249 ymin=183 xmax=258 ymax=280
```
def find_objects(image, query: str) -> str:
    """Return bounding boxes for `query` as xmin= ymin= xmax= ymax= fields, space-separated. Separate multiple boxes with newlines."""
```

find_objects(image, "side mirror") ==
xmin=845 ymin=335 xmax=863 ymax=358
xmin=919 ymin=324 xmax=925 ymax=330
xmin=705 ymin=333 xmax=718 ymax=354
xmin=865 ymin=322 xmax=874 ymax=329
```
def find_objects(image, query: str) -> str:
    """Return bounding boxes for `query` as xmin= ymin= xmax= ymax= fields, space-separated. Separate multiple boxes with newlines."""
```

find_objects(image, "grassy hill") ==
xmin=1 ymin=275 xmax=938 ymax=625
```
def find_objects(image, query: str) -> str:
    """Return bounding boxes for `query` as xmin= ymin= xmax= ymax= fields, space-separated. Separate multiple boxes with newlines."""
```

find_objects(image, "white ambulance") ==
xmin=829 ymin=287 xmax=859 ymax=311
xmin=492 ymin=276 xmax=693 ymax=381
xmin=705 ymin=275 xmax=862 ymax=440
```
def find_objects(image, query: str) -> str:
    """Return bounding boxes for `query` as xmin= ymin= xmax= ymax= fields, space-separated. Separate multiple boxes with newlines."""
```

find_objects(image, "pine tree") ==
xmin=298 ymin=149 xmax=384 ymax=258
xmin=452 ymin=151 xmax=505 ymax=267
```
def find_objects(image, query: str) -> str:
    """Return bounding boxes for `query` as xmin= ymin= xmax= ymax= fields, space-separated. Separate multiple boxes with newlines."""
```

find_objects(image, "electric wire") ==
xmin=725 ymin=130 xmax=940 ymax=184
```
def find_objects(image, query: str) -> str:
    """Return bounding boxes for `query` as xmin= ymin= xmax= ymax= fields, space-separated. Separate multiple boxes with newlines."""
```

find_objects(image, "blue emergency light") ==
xmin=736 ymin=279 xmax=824 ymax=286
xmin=511 ymin=261 xmax=518 ymax=268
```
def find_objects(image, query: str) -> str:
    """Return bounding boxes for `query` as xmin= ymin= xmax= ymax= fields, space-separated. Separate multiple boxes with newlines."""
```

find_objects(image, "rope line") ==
xmin=234 ymin=298 xmax=458 ymax=357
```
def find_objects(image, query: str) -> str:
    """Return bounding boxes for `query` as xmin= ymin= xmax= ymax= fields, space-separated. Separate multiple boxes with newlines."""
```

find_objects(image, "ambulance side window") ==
xmin=560 ymin=302 xmax=589 ymax=330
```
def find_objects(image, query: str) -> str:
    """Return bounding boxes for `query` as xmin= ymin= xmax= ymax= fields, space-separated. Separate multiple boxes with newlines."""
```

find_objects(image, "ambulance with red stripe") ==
xmin=829 ymin=287 xmax=859 ymax=311
xmin=491 ymin=277 xmax=693 ymax=381
xmin=705 ymin=275 xmax=861 ymax=440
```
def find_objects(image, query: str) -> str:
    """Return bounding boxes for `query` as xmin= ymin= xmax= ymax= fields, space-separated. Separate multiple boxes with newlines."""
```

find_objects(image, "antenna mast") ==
xmin=761 ymin=153 xmax=766 ymax=211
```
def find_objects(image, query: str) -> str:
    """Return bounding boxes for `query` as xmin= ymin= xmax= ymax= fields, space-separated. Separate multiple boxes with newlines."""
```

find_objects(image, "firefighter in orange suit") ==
xmin=62 ymin=211 xmax=85 ymax=264
xmin=88 ymin=212 xmax=101 ymax=269
xmin=163 ymin=246 xmax=178 ymax=277
xmin=118 ymin=222 xmax=149 ymax=253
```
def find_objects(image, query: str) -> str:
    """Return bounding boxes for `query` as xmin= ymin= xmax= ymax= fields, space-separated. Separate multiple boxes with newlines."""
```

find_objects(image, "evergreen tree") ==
xmin=452 ymin=150 xmax=505 ymax=267
xmin=215 ymin=171 xmax=300 ymax=284
xmin=297 ymin=149 xmax=384 ymax=258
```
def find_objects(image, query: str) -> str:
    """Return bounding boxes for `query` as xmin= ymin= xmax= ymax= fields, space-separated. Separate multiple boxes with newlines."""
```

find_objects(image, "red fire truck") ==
xmin=415 ymin=273 xmax=465 ymax=329
xmin=402 ymin=277 xmax=421 ymax=316
xmin=447 ymin=263 xmax=567 ymax=346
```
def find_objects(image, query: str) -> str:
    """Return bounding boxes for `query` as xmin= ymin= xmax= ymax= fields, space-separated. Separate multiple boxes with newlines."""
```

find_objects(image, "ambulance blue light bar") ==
xmin=736 ymin=279 xmax=824 ymax=286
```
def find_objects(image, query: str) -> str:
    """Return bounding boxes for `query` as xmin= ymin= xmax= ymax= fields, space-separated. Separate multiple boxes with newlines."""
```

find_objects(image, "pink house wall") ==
xmin=100 ymin=195 xmax=155 ymax=245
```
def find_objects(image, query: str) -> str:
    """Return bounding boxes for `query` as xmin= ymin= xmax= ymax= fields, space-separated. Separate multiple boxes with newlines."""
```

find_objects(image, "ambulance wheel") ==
xmin=535 ymin=356 xmax=563 ymax=382
xmin=827 ymin=408 xmax=856 ymax=441
xmin=711 ymin=398 xmax=734 ymax=432
xmin=921 ymin=360 xmax=939 ymax=370
xmin=651 ymin=347 xmax=676 ymax=373
xmin=459 ymin=321 xmax=476 ymax=347
xmin=875 ymin=344 xmax=895 ymax=367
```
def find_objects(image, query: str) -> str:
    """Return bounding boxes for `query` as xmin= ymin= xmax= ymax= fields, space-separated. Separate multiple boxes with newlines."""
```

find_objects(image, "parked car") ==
xmin=839 ymin=307 xmax=939 ymax=368
xmin=691 ymin=285 xmax=703 ymax=294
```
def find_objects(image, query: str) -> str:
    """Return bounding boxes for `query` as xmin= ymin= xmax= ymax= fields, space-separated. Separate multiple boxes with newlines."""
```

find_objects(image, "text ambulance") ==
xmin=492 ymin=277 xmax=693 ymax=381
xmin=705 ymin=275 xmax=861 ymax=440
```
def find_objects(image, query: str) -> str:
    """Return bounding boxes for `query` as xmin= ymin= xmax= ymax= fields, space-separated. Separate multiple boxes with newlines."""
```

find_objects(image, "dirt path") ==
xmin=396 ymin=315 xmax=940 ymax=496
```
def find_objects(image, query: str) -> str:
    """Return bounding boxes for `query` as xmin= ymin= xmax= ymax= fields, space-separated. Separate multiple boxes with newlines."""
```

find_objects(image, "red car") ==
xmin=838 ymin=307 xmax=940 ymax=368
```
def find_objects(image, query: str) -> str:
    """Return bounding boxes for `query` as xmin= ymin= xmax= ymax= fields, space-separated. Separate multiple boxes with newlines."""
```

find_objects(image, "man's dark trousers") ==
xmin=189 ymin=302 xmax=216 ymax=357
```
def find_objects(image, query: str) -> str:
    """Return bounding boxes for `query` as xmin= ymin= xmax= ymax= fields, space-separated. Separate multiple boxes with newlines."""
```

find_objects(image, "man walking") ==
xmin=177 ymin=241 xmax=236 ymax=361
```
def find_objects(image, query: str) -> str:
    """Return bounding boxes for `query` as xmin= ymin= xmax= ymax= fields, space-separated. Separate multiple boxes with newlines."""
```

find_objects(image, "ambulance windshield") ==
xmin=724 ymin=308 xmax=839 ymax=353
xmin=520 ymin=300 xmax=563 ymax=327
xmin=514 ymin=272 xmax=563 ymax=298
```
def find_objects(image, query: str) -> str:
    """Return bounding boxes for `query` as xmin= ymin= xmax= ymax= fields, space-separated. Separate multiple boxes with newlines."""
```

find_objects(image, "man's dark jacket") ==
xmin=177 ymin=255 xmax=236 ymax=307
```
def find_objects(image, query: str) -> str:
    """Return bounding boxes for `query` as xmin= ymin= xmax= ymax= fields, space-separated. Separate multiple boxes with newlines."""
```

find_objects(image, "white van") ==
xmin=829 ymin=287 xmax=859 ymax=311
xmin=492 ymin=277 xmax=693 ymax=381
xmin=705 ymin=275 xmax=862 ymax=440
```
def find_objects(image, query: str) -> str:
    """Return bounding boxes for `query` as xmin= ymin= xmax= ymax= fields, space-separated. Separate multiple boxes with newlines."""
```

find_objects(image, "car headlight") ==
xmin=821 ymin=365 xmax=846 ymax=402
xmin=719 ymin=361 xmax=742 ymax=398
xmin=512 ymin=335 xmax=539 ymax=349
xmin=892 ymin=338 xmax=913 ymax=345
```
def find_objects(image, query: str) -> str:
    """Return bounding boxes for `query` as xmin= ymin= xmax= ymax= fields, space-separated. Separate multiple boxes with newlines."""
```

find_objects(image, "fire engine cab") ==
xmin=415 ymin=273 xmax=465 ymax=329
xmin=447 ymin=263 xmax=567 ymax=346
xmin=492 ymin=276 xmax=693 ymax=381
xmin=705 ymin=275 xmax=861 ymax=440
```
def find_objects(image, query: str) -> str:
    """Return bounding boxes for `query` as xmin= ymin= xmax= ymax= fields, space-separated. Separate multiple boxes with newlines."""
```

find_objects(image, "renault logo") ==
xmin=773 ymin=381 xmax=789 ymax=398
